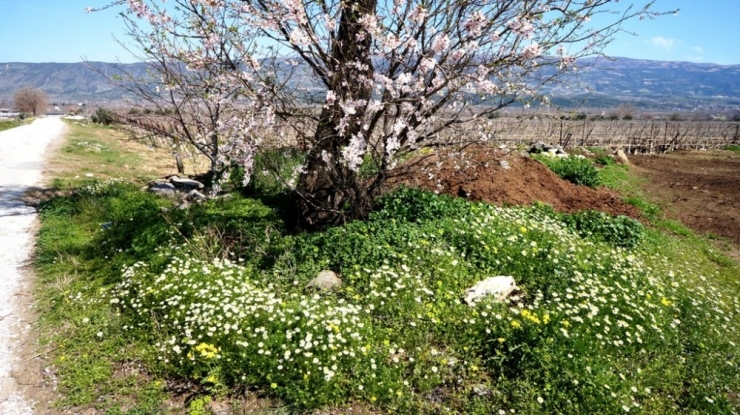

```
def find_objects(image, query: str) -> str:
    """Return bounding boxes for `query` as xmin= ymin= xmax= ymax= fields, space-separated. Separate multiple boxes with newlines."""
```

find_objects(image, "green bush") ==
xmin=562 ymin=210 xmax=644 ymax=248
xmin=535 ymin=155 xmax=602 ymax=188
xmin=594 ymin=155 xmax=616 ymax=166
xmin=370 ymin=186 xmax=470 ymax=223
xmin=237 ymin=148 xmax=306 ymax=195
xmin=91 ymin=107 xmax=117 ymax=125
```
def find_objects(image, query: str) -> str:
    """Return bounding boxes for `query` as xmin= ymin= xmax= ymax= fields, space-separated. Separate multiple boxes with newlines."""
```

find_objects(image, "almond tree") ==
xmin=93 ymin=0 xmax=671 ymax=226
xmin=13 ymin=87 xmax=48 ymax=117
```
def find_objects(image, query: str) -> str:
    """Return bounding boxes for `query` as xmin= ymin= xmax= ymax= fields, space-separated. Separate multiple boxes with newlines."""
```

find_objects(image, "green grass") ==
xmin=35 ymin=128 xmax=740 ymax=413
xmin=36 ymin=183 xmax=740 ymax=413
xmin=533 ymin=154 xmax=601 ymax=188
xmin=0 ymin=119 xmax=23 ymax=131
xmin=725 ymin=144 xmax=740 ymax=153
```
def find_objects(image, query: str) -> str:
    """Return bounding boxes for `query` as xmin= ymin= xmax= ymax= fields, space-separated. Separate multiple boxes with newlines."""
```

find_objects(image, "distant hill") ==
xmin=0 ymin=58 xmax=739 ymax=110
xmin=545 ymin=57 xmax=740 ymax=110
xmin=0 ymin=62 xmax=149 ymax=105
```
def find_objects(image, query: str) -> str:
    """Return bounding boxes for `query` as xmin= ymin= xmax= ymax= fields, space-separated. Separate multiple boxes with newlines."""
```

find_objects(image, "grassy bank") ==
xmin=34 ymin=124 xmax=740 ymax=414
xmin=0 ymin=118 xmax=26 ymax=132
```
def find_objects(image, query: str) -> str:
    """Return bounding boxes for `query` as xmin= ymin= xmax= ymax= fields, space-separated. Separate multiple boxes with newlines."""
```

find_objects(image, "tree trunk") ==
xmin=295 ymin=0 xmax=377 ymax=228
xmin=169 ymin=134 xmax=185 ymax=174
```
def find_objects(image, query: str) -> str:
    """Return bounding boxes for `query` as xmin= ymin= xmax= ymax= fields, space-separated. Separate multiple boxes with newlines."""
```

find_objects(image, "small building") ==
xmin=0 ymin=108 xmax=20 ymax=119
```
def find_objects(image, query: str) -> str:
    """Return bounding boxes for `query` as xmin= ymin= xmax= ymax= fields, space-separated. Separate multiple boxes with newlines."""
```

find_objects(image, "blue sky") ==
xmin=0 ymin=0 xmax=738 ymax=65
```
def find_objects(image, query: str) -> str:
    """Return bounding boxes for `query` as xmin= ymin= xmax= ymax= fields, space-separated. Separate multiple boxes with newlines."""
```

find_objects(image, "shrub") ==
xmin=535 ymin=155 xmax=602 ymax=188
xmin=370 ymin=186 xmax=470 ymax=223
xmin=562 ymin=210 xmax=644 ymax=248
xmin=239 ymin=148 xmax=306 ymax=195
xmin=91 ymin=107 xmax=117 ymax=125
xmin=594 ymin=155 xmax=616 ymax=166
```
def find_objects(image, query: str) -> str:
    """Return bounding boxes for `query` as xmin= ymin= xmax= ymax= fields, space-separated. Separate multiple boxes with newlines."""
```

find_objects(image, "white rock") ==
xmin=465 ymin=276 xmax=517 ymax=306
xmin=186 ymin=189 xmax=208 ymax=202
xmin=308 ymin=270 xmax=342 ymax=290
xmin=170 ymin=176 xmax=205 ymax=190
xmin=615 ymin=149 xmax=630 ymax=165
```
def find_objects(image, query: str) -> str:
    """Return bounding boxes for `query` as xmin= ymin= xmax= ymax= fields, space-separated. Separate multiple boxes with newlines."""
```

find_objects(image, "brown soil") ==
xmin=389 ymin=146 xmax=640 ymax=218
xmin=630 ymin=150 xmax=740 ymax=246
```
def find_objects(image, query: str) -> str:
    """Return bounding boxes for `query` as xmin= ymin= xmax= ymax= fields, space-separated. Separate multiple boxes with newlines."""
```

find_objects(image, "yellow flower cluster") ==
xmin=520 ymin=309 xmax=549 ymax=325
xmin=195 ymin=342 xmax=219 ymax=359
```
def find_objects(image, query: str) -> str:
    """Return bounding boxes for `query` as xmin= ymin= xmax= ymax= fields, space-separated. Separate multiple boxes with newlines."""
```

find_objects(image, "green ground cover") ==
xmin=34 ymin=124 xmax=740 ymax=414
xmin=0 ymin=118 xmax=25 ymax=131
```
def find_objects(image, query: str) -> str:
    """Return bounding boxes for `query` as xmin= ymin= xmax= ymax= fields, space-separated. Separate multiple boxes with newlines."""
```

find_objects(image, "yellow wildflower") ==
xmin=195 ymin=343 xmax=219 ymax=359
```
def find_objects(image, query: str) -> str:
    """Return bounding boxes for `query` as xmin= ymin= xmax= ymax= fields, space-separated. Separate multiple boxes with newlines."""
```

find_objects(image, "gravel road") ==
xmin=0 ymin=117 xmax=67 ymax=414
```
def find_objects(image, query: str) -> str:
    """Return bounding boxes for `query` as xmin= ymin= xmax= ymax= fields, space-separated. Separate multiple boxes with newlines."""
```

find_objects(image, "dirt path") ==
xmin=0 ymin=117 xmax=67 ymax=414
xmin=631 ymin=150 xmax=740 ymax=251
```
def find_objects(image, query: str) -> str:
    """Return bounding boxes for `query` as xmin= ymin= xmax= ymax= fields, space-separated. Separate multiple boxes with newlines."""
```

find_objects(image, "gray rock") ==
xmin=529 ymin=141 xmax=549 ymax=152
xmin=186 ymin=190 xmax=208 ymax=202
xmin=529 ymin=141 xmax=566 ymax=156
xmin=150 ymin=183 xmax=177 ymax=198
xmin=307 ymin=270 xmax=342 ymax=290
xmin=576 ymin=146 xmax=595 ymax=157
xmin=170 ymin=176 xmax=204 ymax=190
xmin=153 ymin=182 xmax=176 ymax=190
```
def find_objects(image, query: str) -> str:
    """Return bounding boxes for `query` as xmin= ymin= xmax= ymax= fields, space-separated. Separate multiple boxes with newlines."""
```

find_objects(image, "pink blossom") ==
xmin=463 ymin=11 xmax=486 ymax=37
xmin=420 ymin=57 xmax=436 ymax=73
xmin=508 ymin=17 xmax=534 ymax=39
xmin=431 ymin=34 xmax=450 ymax=54
xmin=341 ymin=134 xmax=367 ymax=172
xmin=396 ymin=73 xmax=412 ymax=85
xmin=383 ymin=34 xmax=401 ymax=50
xmin=323 ymin=14 xmax=336 ymax=32
xmin=521 ymin=42 xmax=542 ymax=60
xmin=408 ymin=6 xmax=427 ymax=24
xmin=289 ymin=28 xmax=311 ymax=46
xmin=284 ymin=0 xmax=307 ymax=25
xmin=326 ymin=90 xmax=337 ymax=106
xmin=478 ymin=80 xmax=499 ymax=94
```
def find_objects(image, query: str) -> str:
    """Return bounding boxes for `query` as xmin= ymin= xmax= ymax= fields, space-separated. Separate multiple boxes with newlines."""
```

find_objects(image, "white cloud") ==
xmin=649 ymin=36 xmax=675 ymax=50
xmin=691 ymin=46 xmax=704 ymax=53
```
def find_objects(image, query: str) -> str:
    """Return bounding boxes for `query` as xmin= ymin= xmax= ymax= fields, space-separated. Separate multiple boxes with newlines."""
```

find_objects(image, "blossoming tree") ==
xmin=93 ymin=0 xmax=669 ymax=226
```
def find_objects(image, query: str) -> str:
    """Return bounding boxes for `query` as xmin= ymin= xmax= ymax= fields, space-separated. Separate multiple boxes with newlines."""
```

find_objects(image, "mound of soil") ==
xmin=389 ymin=146 xmax=640 ymax=218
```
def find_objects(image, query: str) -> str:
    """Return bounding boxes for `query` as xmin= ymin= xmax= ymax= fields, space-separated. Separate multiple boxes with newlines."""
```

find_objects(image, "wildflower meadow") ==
xmin=37 ymin=179 xmax=740 ymax=413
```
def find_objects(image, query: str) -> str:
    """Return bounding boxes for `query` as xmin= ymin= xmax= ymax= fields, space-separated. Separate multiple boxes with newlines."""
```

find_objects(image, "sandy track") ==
xmin=0 ymin=117 xmax=67 ymax=414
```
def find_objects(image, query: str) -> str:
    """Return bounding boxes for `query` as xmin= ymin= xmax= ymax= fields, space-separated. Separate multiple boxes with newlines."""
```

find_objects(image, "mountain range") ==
xmin=0 ymin=58 xmax=738 ymax=111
